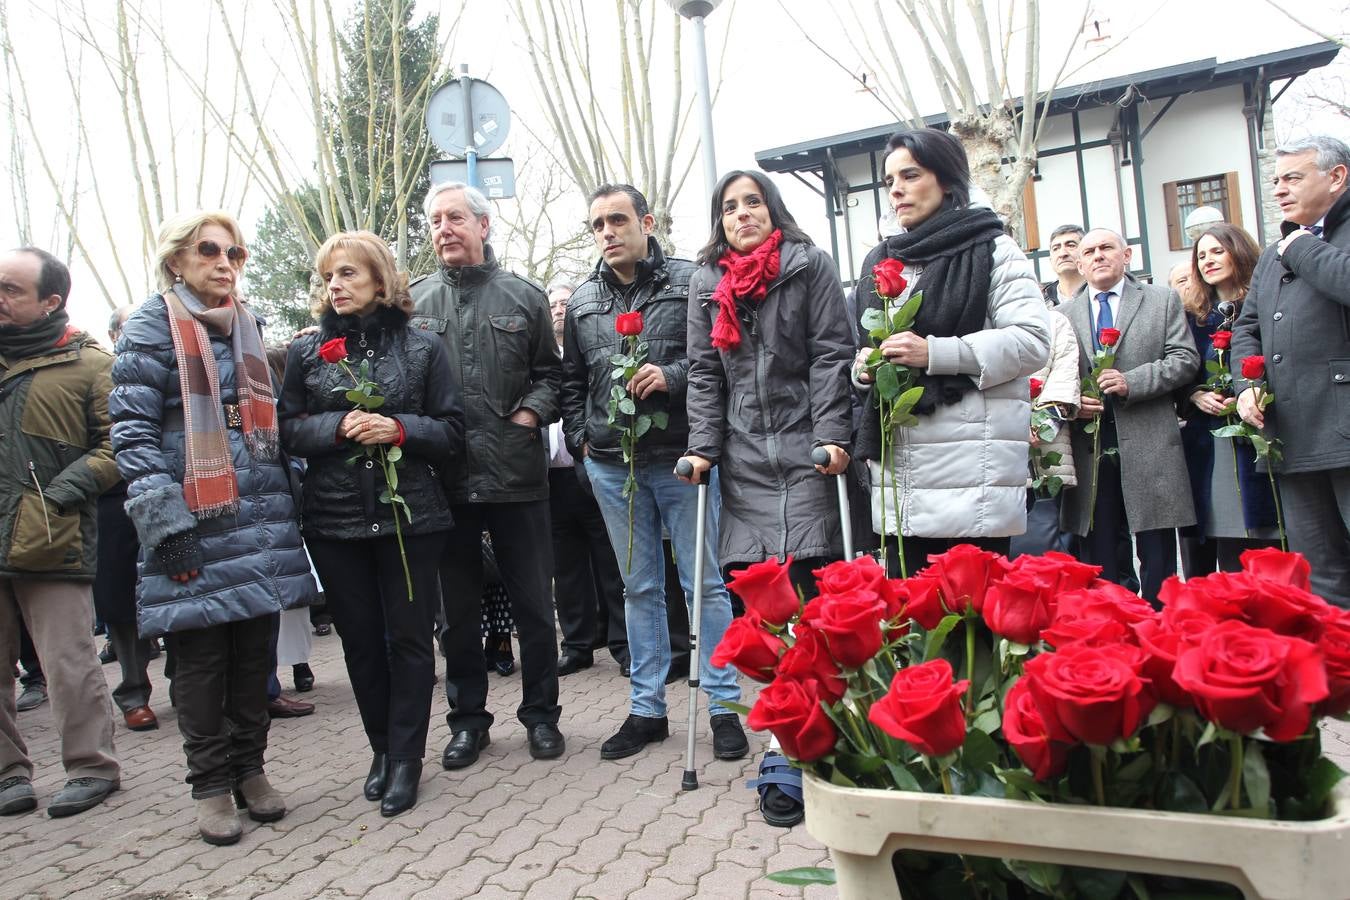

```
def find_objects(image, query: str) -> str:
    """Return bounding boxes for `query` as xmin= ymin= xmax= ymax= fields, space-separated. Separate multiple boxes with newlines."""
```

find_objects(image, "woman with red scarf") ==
xmin=678 ymin=170 xmax=855 ymax=593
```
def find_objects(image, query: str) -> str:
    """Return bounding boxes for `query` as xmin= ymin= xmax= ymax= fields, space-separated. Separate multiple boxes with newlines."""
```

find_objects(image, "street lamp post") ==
xmin=668 ymin=0 xmax=723 ymax=201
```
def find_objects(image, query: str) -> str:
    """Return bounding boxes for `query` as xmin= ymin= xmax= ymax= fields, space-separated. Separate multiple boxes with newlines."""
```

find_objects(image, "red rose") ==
xmin=799 ymin=589 xmax=886 ymax=668
xmin=1016 ymin=552 xmax=1101 ymax=594
xmin=1133 ymin=617 xmax=1197 ymax=708
xmin=318 ymin=337 xmax=348 ymax=364
xmin=709 ymin=610 xmax=784 ymax=682
xmin=1211 ymin=330 xmax=1232 ymax=350
xmin=1173 ymin=619 xmax=1328 ymax=741
xmin=1041 ymin=584 xmax=1150 ymax=649
xmin=872 ymin=258 xmax=908 ymax=298
xmin=983 ymin=571 xmax=1057 ymax=646
xmin=775 ymin=626 xmax=847 ymax=703
xmin=813 ymin=555 xmax=887 ymax=597
xmin=1165 ymin=571 xmax=1328 ymax=643
xmin=899 ymin=572 xmax=945 ymax=630
xmin=727 ymin=556 xmax=800 ymax=625
xmin=1003 ymin=678 xmax=1070 ymax=780
xmin=923 ymin=544 xmax=1009 ymax=615
xmin=746 ymin=677 xmax=838 ymax=762
xmin=1024 ymin=643 xmax=1153 ymax=746
xmin=1318 ymin=609 xmax=1350 ymax=717
xmin=867 ymin=659 xmax=969 ymax=757
xmin=1240 ymin=355 xmax=1265 ymax=380
xmin=1239 ymin=548 xmax=1312 ymax=592
xmin=1029 ymin=377 xmax=1044 ymax=399
xmin=1099 ymin=327 xmax=1120 ymax=347
xmin=615 ymin=311 xmax=644 ymax=336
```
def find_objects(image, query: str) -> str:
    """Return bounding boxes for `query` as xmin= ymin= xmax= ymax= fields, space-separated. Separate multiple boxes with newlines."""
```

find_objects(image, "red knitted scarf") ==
xmin=709 ymin=228 xmax=783 ymax=351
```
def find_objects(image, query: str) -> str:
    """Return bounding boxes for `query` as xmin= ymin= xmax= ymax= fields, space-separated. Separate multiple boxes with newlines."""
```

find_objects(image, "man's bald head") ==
xmin=1078 ymin=228 xmax=1132 ymax=291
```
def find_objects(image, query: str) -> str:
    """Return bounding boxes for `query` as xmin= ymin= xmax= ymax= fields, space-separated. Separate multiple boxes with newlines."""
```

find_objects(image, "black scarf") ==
xmin=598 ymin=236 xmax=666 ymax=296
xmin=863 ymin=203 xmax=1004 ymax=414
xmin=0 ymin=308 xmax=72 ymax=362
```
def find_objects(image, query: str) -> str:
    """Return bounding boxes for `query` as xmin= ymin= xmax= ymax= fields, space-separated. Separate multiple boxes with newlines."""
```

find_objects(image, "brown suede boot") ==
xmin=196 ymin=794 xmax=242 ymax=845
xmin=233 ymin=773 xmax=286 ymax=823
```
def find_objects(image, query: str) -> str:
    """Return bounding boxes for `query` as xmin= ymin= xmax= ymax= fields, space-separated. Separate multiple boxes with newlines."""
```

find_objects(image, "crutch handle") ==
xmin=813 ymin=448 xmax=855 ymax=559
xmin=675 ymin=458 xmax=707 ymax=484
xmin=811 ymin=447 xmax=830 ymax=467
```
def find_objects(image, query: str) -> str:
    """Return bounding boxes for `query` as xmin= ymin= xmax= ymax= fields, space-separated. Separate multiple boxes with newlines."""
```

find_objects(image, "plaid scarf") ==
xmin=709 ymin=228 xmax=783 ymax=351
xmin=164 ymin=283 xmax=278 ymax=518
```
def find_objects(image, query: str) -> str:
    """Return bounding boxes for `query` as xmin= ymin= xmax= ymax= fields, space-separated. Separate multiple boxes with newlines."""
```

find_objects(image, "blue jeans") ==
xmin=584 ymin=456 xmax=741 ymax=718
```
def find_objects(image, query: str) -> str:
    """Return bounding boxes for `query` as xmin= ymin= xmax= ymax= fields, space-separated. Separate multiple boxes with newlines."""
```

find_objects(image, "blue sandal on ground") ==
xmin=748 ymin=752 xmax=804 ymax=827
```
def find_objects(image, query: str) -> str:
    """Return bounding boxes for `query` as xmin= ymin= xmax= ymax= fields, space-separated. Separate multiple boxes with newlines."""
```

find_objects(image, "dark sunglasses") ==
xmin=196 ymin=240 xmax=249 ymax=265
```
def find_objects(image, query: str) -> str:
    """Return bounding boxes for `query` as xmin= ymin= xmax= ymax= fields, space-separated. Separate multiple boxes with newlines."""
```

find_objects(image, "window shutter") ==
xmin=1022 ymin=178 xmax=1041 ymax=251
xmin=1163 ymin=181 xmax=1183 ymax=251
xmin=1224 ymin=171 xmax=1243 ymax=228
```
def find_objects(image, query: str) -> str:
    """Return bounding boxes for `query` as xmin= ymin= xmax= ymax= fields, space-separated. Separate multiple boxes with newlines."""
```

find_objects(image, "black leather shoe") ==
xmin=527 ymin=723 xmax=565 ymax=759
xmin=441 ymin=729 xmax=489 ymax=770
xmin=711 ymin=713 xmax=749 ymax=760
xmin=98 ymin=642 xmax=116 ymax=665
xmin=363 ymin=752 xmax=389 ymax=801
xmin=557 ymin=651 xmax=593 ymax=676
xmin=48 ymin=777 xmax=119 ymax=818
xmin=620 ymin=661 xmax=632 ymax=678
xmin=293 ymin=664 xmax=315 ymax=692
xmin=379 ymin=760 xmax=422 ymax=817
xmin=601 ymin=715 xmax=669 ymax=760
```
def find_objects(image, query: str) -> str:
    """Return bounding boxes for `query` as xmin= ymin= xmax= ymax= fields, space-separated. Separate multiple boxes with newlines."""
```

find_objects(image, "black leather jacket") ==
xmin=410 ymin=245 xmax=560 ymax=504
xmin=561 ymin=240 xmax=695 ymax=464
xmin=280 ymin=305 xmax=464 ymax=540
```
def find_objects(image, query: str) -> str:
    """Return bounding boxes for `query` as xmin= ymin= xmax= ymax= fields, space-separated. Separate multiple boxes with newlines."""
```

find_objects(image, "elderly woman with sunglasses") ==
xmin=110 ymin=211 xmax=318 ymax=846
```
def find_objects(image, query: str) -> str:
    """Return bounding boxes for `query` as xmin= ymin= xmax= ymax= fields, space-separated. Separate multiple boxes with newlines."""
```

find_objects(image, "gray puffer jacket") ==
xmin=111 ymin=294 xmax=318 ymax=638
xmin=686 ymin=240 xmax=855 ymax=567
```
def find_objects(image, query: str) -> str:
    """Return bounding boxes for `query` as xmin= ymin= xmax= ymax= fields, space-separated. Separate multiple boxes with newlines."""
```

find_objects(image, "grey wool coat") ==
xmin=1060 ymin=276 xmax=1200 ymax=536
xmin=1230 ymin=190 xmax=1350 ymax=474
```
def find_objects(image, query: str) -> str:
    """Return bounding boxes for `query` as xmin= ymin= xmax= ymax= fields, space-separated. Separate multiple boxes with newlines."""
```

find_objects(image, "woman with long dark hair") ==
xmin=851 ymin=128 xmax=1050 ymax=573
xmin=677 ymin=169 xmax=855 ymax=592
xmin=1178 ymin=223 xmax=1281 ymax=574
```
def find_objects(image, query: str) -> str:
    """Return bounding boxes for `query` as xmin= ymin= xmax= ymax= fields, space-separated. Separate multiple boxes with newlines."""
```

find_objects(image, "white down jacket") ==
xmin=860 ymin=234 xmax=1050 ymax=538
xmin=1027 ymin=308 xmax=1081 ymax=488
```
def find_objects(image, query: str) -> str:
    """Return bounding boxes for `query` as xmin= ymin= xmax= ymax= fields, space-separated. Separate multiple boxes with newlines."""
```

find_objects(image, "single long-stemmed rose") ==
xmin=1212 ymin=355 xmax=1287 ymax=549
xmin=1202 ymin=329 xmax=1251 ymax=536
xmin=859 ymin=258 xmax=925 ymax=576
xmin=1081 ymin=327 xmax=1119 ymax=532
xmin=1028 ymin=377 xmax=1066 ymax=498
xmin=606 ymin=310 xmax=669 ymax=569
xmin=318 ymin=336 xmax=414 ymax=600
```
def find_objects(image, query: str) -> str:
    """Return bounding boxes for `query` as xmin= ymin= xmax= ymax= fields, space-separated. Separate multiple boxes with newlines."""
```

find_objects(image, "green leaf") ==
xmin=378 ymin=489 xmax=391 ymax=503
xmin=1067 ymin=866 xmax=1128 ymax=900
xmin=363 ymin=396 xmax=385 ymax=409
xmin=894 ymin=291 xmax=923 ymax=330
xmin=896 ymin=385 xmax=924 ymax=410
xmin=860 ymin=307 xmax=887 ymax=332
xmin=923 ymin=615 xmax=962 ymax=662
xmin=609 ymin=353 xmax=628 ymax=367
xmin=1243 ymin=741 xmax=1271 ymax=816
xmin=345 ymin=389 xmax=367 ymax=404
xmin=618 ymin=398 xmax=636 ymax=416
xmin=961 ymin=727 xmax=1000 ymax=774
xmin=1212 ymin=424 xmax=1248 ymax=439
xmin=386 ymin=466 xmax=398 ymax=492
xmin=716 ymin=700 xmax=751 ymax=717
xmin=649 ymin=411 xmax=669 ymax=430
xmin=765 ymin=867 xmax=837 ymax=886
xmin=1158 ymin=772 xmax=1208 ymax=813
xmin=884 ymin=760 xmax=924 ymax=791
xmin=972 ymin=707 xmax=1001 ymax=735
xmin=386 ymin=445 xmax=403 ymax=463
xmin=876 ymin=363 xmax=901 ymax=401
xmin=634 ymin=416 xmax=652 ymax=438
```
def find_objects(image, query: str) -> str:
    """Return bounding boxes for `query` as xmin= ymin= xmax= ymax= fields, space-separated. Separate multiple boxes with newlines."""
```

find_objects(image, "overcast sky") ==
xmin=2 ymin=0 xmax=1346 ymax=342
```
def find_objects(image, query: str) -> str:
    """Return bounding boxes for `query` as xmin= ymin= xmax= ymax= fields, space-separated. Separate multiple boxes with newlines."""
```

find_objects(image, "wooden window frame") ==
xmin=1163 ymin=172 xmax=1243 ymax=251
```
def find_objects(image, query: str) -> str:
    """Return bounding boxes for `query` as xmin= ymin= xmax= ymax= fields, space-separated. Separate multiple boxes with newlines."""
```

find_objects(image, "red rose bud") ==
xmin=1211 ymin=330 xmax=1232 ymax=350
xmin=615 ymin=310 xmax=644 ymax=336
xmin=746 ymin=677 xmax=838 ymax=762
xmin=1098 ymin=327 xmax=1120 ymax=347
xmin=1003 ymin=678 xmax=1070 ymax=781
xmin=1029 ymin=377 xmax=1044 ymax=399
xmin=868 ymin=658 xmax=969 ymax=757
xmin=727 ymin=556 xmax=800 ymax=625
xmin=1240 ymin=355 xmax=1265 ymax=380
xmin=1173 ymin=618 xmax=1328 ymax=741
xmin=318 ymin=337 xmax=348 ymax=364
xmin=775 ymin=626 xmax=848 ymax=702
xmin=799 ymin=589 xmax=885 ymax=668
xmin=923 ymin=543 xmax=1009 ymax=615
xmin=1239 ymin=548 xmax=1312 ymax=592
xmin=872 ymin=258 xmax=908 ymax=298
xmin=709 ymin=610 xmax=784 ymax=682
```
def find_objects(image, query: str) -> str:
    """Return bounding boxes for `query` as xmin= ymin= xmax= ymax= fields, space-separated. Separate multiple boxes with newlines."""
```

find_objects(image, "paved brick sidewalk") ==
xmin=2 ymin=633 xmax=832 ymax=899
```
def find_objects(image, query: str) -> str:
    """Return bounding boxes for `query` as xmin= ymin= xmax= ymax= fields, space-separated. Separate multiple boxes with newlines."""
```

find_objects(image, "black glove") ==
xmin=156 ymin=529 xmax=203 ymax=577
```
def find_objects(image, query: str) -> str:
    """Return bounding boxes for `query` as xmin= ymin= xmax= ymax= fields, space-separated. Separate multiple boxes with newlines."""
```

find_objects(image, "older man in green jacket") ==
xmin=0 ymin=247 xmax=121 ymax=818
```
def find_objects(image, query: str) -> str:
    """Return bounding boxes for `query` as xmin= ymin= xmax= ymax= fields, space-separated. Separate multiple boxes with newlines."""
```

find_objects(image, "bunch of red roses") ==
xmin=715 ymin=546 xmax=1347 ymax=831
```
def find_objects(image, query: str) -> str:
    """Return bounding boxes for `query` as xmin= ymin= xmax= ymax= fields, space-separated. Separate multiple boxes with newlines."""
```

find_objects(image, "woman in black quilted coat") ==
xmin=111 ymin=211 xmax=319 ymax=846
xmin=280 ymin=230 xmax=463 ymax=818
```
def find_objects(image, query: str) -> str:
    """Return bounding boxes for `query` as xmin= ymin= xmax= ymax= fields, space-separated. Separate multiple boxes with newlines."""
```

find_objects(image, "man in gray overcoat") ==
xmin=1061 ymin=229 xmax=1199 ymax=603
xmin=1232 ymin=135 xmax=1350 ymax=606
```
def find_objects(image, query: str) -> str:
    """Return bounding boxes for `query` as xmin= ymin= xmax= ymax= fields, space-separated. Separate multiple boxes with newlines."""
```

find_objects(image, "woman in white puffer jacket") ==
xmin=853 ymin=129 xmax=1050 ymax=574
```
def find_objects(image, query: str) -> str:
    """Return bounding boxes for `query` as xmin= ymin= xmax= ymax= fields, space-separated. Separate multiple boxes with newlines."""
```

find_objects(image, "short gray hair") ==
xmin=1276 ymin=135 xmax=1350 ymax=173
xmin=423 ymin=181 xmax=493 ymax=238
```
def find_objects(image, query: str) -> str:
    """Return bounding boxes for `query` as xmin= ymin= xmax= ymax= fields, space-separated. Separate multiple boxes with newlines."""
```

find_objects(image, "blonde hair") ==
xmin=311 ymin=231 xmax=412 ymax=318
xmin=153 ymin=210 xmax=247 ymax=293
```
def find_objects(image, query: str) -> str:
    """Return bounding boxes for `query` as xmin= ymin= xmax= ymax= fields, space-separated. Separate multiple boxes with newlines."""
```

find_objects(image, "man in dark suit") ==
xmin=1232 ymin=135 xmax=1350 ymax=606
xmin=1060 ymin=229 xmax=1199 ymax=603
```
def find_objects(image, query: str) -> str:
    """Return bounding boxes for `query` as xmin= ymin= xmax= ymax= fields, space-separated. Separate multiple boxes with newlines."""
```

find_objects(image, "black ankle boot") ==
xmin=379 ymin=759 xmax=422 ymax=817
xmin=363 ymin=752 xmax=389 ymax=801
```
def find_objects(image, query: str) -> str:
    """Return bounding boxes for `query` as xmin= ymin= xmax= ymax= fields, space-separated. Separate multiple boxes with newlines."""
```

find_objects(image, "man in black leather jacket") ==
xmin=410 ymin=182 xmax=564 ymax=769
xmin=560 ymin=184 xmax=746 ymax=763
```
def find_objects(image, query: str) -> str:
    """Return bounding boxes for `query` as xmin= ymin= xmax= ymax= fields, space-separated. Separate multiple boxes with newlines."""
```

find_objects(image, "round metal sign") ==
xmin=425 ymin=77 xmax=511 ymax=158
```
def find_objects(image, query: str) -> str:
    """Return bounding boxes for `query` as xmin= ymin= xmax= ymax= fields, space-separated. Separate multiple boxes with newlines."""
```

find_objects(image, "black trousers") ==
xmin=440 ymin=500 xmax=559 ymax=732
xmin=309 ymin=532 xmax=446 ymax=761
xmin=1078 ymin=435 xmax=1176 ymax=605
xmin=1179 ymin=535 xmax=1277 ymax=579
xmin=165 ymin=614 xmax=276 ymax=798
xmin=105 ymin=621 xmax=153 ymax=712
xmin=549 ymin=468 xmax=626 ymax=659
